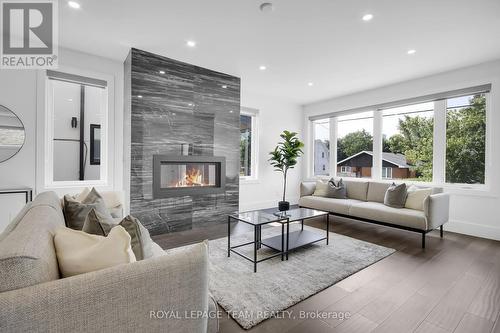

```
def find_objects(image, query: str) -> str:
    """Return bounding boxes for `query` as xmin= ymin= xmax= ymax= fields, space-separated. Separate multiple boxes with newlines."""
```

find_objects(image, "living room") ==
xmin=0 ymin=1 xmax=499 ymax=332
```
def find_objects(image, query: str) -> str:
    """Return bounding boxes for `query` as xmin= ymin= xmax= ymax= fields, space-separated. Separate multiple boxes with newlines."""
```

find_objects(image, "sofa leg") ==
xmin=440 ymin=225 xmax=443 ymax=238
xmin=422 ymin=233 xmax=426 ymax=249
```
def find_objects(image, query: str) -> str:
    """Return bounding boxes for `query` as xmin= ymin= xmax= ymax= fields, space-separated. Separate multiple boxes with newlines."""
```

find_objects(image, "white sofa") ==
xmin=299 ymin=180 xmax=450 ymax=248
xmin=0 ymin=191 xmax=218 ymax=333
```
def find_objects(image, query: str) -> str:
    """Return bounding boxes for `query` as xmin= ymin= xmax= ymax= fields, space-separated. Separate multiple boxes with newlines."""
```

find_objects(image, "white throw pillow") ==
xmin=54 ymin=225 xmax=136 ymax=277
xmin=405 ymin=185 xmax=432 ymax=211
xmin=312 ymin=179 xmax=329 ymax=197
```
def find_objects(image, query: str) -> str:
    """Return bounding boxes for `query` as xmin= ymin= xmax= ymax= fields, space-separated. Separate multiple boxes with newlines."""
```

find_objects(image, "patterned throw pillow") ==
xmin=327 ymin=178 xmax=347 ymax=199
xmin=383 ymin=183 xmax=407 ymax=208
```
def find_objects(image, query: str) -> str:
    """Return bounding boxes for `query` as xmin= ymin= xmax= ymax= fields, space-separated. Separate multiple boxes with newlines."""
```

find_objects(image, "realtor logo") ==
xmin=1 ymin=0 xmax=58 ymax=69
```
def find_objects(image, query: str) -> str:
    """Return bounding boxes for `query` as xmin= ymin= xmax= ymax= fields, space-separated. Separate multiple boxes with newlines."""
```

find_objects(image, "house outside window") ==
xmin=313 ymin=119 xmax=330 ymax=176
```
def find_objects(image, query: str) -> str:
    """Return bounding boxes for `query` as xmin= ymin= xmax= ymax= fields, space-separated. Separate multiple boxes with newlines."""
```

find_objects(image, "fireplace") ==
xmin=153 ymin=155 xmax=226 ymax=198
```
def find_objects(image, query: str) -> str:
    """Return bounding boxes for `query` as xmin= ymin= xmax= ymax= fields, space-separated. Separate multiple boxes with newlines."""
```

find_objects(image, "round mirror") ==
xmin=0 ymin=105 xmax=25 ymax=163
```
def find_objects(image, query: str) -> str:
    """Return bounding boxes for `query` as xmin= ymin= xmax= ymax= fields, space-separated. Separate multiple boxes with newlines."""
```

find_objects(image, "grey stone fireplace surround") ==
xmin=125 ymin=48 xmax=240 ymax=235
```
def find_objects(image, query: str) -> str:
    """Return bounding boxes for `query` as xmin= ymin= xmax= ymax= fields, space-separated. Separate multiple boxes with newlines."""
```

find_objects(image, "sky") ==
xmin=314 ymin=95 xmax=473 ymax=141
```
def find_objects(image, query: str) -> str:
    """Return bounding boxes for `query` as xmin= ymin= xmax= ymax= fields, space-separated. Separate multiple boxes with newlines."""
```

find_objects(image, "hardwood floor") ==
xmin=153 ymin=215 xmax=500 ymax=333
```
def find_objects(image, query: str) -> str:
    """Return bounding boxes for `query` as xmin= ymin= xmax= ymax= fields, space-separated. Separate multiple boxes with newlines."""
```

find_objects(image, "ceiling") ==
xmin=59 ymin=0 xmax=500 ymax=105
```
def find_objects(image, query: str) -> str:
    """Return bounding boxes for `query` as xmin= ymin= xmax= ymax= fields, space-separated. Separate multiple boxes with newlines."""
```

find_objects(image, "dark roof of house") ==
xmin=337 ymin=151 xmax=411 ymax=168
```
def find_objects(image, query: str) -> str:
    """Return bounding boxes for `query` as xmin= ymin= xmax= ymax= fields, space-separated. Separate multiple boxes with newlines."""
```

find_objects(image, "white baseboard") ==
xmin=445 ymin=219 xmax=500 ymax=241
xmin=239 ymin=196 xmax=300 ymax=212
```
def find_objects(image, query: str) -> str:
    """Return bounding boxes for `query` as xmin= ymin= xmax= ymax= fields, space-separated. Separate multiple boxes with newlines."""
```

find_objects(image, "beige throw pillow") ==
xmin=312 ymin=179 xmax=329 ymax=197
xmin=405 ymin=185 xmax=432 ymax=211
xmin=54 ymin=226 xmax=136 ymax=277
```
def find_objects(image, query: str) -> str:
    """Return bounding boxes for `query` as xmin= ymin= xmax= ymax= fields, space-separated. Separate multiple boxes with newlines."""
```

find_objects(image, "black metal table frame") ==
xmin=227 ymin=211 xmax=330 ymax=272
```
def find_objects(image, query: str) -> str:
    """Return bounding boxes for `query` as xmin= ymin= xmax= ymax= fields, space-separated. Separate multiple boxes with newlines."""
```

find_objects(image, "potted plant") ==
xmin=269 ymin=130 xmax=304 ymax=211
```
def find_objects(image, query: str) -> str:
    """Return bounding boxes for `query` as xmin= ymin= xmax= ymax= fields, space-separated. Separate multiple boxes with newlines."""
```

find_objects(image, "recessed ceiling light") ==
xmin=67 ymin=98 xmax=73 ymax=102
xmin=222 ymin=85 xmax=227 ymax=89
xmin=172 ymin=112 xmax=176 ymax=116
xmin=159 ymin=70 xmax=165 ymax=74
xmin=259 ymin=65 xmax=267 ymax=71
xmin=362 ymin=14 xmax=373 ymax=21
xmin=229 ymin=110 xmax=234 ymax=113
xmin=407 ymin=49 xmax=416 ymax=55
xmin=68 ymin=1 xmax=80 ymax=9
xmin=188 ymin=103 xmax=194 ymax=107
xmin=137 ymin=95 xmax=143 ymax=99
xmin=308 ymin=82 xmax=314 ymax=87
xmin=186 ymin=40 xmax=196 ymax=48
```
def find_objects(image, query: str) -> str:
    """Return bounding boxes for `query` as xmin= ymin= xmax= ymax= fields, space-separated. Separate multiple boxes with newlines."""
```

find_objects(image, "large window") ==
xmin=309 ymin=86 xmax=490 ymax=188
xmin=382 ymin=102 xmax=434 ymax=182
xmin=337 ymin=112 xmax=373 ymax=178
xmin=313 ymin=119 xmax=329 ymax=176
xmin=240 ymin=108 xmax=258 ymax=180
xmin=446 ymin=94 xmax=486 ymax=184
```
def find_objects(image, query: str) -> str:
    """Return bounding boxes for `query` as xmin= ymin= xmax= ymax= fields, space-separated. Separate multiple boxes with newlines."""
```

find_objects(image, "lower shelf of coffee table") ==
xmin=261 ymin=229 xmax=326 ymax=252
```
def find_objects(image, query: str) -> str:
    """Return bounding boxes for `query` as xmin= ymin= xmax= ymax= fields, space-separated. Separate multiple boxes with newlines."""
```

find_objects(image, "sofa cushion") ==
xmin=367 ymin=182 xmax=391 ymax=203
xmin=54 ymin=226 xmax=136 ymax=277
xmin=0 ymin=193 xmax=64 ymax=292
xmin=63 ymin=188 xmax=113 ymax=230
xmin=384 ymin=183 xmax=407 ymax=208
xmin=343 ymin=180 xmax=369 ymax=201
xmin=299 ymin=196 xmax=362 ymax=215
xmin=312 ymin=179 xmax=329 ymax=197
xmin=349 ymin=201 xmax=427 ymax=230
xmin=83 ymin=209 xmax=154 ymax=261
xmin=300 ymin=182 xmax=316 ymax=197
xmin=327 ymin=178 xmax=347 ymax=199
xmin=405 ymin=185 xmax=432 ymax=211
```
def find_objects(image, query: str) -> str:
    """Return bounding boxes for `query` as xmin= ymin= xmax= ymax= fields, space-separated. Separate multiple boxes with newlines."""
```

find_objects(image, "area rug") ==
xmin=208 ymin=225 xmax=395 ymax=329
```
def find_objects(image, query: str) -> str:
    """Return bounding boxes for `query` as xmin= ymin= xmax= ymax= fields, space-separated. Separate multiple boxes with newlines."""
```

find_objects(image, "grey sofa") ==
xmin=299 ymin=180 xmax=450 ymax=248
xmin=0 ymin=191 xmax=218 ymax=333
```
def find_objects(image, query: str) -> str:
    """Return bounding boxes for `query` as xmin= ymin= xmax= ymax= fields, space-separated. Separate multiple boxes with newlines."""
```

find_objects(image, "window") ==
xmin=446 ymin=94 xmax=486 ymax=184
xmin=309 ymin=85 xmax=490 ymax=189
xmin=337 ymin=112 xmax=373 ymax=178
xmin=240 ymin=108 xmax=258 ymax=180
xmin=313 ymin=119 xmax=330 ymax=176
xmin=382 ymin=167 xmax=392 ymax=179
xmin=382 ymin=102 xmax=434 ymax=182
xmin=45 ymin=71 xmax=109 ymax=185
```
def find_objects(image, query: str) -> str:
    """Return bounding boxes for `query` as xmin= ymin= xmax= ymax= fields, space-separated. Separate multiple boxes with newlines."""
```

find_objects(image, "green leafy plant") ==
xmin=269 ymin=130 xmax=304 ymax=202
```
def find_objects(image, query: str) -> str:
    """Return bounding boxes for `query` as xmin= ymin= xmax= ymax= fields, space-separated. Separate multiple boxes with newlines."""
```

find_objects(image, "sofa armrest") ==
xmin=300 ymin=182 xmax=316 ymax=197
xmin=0 ymin=241 xmax=209 ymax=333
xmin=424 ymin=193 xmax=450 ymax=230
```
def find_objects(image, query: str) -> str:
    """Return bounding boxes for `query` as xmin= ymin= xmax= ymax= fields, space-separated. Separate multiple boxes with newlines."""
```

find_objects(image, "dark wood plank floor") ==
xmin=153 ymin=215 xmax=500 ymax=333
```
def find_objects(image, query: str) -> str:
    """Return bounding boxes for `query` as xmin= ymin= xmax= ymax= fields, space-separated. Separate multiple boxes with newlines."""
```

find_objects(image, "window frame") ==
xmin=240 ymin=107 xmax=259 ymax=183
xmin=36 ymin=66 xmax=115 ymax=192
xmin=382 ymin=167 xmax=392 ymax=179
xmin=307 ymin=88 xmax=491 ymax=193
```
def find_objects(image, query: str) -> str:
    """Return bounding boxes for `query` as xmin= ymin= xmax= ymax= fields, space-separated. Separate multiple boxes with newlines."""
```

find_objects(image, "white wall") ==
xmin=239 ymin=92 xmax=303 ymax=211
xmin=303 ymin=59 xmax=500 ymax=241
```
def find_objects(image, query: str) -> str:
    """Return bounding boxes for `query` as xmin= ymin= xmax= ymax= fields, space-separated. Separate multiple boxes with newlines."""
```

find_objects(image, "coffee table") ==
xmin=228 ymin=208 xmax=329 ymax=272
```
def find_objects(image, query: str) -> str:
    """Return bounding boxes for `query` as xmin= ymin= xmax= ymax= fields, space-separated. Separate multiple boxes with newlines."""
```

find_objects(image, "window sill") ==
xmin=240 ymin=178 xmax=260 ymax=185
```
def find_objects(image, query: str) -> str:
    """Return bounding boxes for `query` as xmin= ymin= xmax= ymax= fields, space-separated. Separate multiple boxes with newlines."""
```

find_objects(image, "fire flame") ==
xmin=175 ymin=167 xmax=204 ymax=187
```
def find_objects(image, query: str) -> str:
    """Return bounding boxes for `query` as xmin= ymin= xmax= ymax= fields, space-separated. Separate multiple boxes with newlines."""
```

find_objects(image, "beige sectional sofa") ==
xmin=0 ymin=191 xmax=218 ymax=333
xmin=299 ymin=180 xmax=450 ymax=248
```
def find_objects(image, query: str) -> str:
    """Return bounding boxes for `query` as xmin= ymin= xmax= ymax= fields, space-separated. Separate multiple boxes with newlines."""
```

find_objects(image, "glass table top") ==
xmin=229 ymin=207 xmax=328 ymax=225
